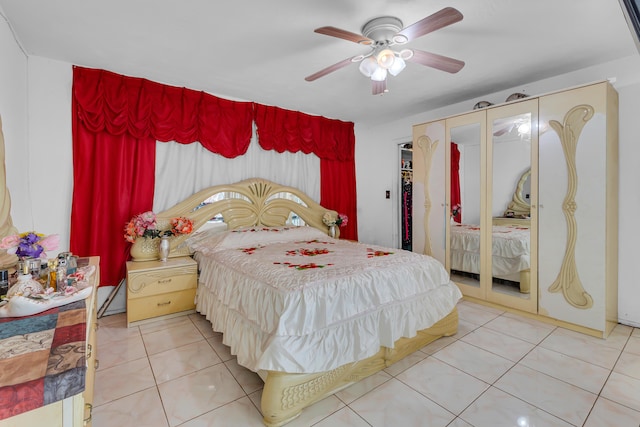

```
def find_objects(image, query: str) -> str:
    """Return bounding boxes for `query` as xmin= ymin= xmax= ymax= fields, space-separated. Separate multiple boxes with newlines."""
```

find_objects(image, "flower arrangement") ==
xmin=451 ymin=203 xmax=461 ymax=218
xmin=322 ymin=212 xmax=348 ymax=228
xmin=124 ymin=211 xmax=194 ymax=243
xmin=0 ymin=231 xmax=60 ymax=259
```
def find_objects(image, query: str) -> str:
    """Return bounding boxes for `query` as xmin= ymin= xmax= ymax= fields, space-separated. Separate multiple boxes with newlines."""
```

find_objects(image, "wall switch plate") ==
xmin=385 ymin=190 xmax=390 ymax=199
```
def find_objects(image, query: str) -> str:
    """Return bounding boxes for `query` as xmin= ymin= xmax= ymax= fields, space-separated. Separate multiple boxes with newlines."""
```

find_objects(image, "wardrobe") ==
xmin=412 ymin=81 xmax=618 ymax=338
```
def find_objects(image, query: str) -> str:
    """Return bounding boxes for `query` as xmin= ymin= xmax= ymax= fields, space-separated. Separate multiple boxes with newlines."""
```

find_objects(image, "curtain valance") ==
xmin=254 ymin=104 xmax=354 ymax=161
xmin=73 ymin=67 xmax=253 ymax=158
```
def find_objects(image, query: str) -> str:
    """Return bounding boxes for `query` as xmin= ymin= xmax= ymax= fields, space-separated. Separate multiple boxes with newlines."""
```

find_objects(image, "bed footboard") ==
xmin=260 ymin=307 xmax=459 ymax=427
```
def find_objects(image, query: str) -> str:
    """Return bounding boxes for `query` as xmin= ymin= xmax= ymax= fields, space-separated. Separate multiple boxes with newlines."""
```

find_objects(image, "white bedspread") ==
xmin=189 ymin=227 xmax=461 ymax=373
xmin=450 ymin=224 xmax=530 ymax=276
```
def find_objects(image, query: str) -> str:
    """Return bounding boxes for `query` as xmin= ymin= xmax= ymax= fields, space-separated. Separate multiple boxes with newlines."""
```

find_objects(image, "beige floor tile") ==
xmin=334 ymin=371 xmax=391 ymax=404
xmin=623 ymin=335 xmax=640 ymax=356
xmin=94 ymin=357 xmax=156 ymax=406
xmin=584 ymin=397 xmax=640 ymax=427
xmin=460 ymin=386 xmax=573 ymax=427
xmin=282 ymin=395 xmax=345 ymax=427
xmin=157 ymin=363 xmax=245 ymax=427
xmin=148 ymin=339 xmax=222 ymax=384
xmin=614 ymin=351 xmax=640 ymax=380
xmin=432 ymin=340 xmax=514 ymax=383
xmin=461 ymin=326 xmax=535 ymax=362
xmin=224 ymin=358 xmax=263 ymax=394
xmin=92 ymin=387 xmax=168 ymax=427
xmin=97 ymin=331 xmax=147 ymax=370
xmin=178 ymin=396 xmax=264 ymax=427
xmin=397 ymin=356 xmax=489 ymax=415
xmin=141 ymin=321 xmax=205 ymax=355
xmin=601 ymin=371 xmax=640 ymax=412
xmin=207 ymin=333 xmax=235 ymax=361
xmin=382 ymin=347 xmax=427 ymax=377
xmin=457 ymin=302 xmax=501 ymax=326
xmin=349 ymin=378 xmax=455 ymax=427
xmin=541 ymin=328 xmax=623 ymax=369
xmin=519 ymin=346 xmax=610 ymax=394
xmin=484 ymin=313 xmax=555 ymax=344
xmin=495 ymin=364 xmax=597 ymax=426
xmin=313 ymin=407 xmax=370 ymax=427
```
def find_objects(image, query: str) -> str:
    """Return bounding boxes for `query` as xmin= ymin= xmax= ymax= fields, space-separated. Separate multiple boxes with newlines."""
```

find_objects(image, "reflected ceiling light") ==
xmin=517 ymin=122 xmax=531 ymax=135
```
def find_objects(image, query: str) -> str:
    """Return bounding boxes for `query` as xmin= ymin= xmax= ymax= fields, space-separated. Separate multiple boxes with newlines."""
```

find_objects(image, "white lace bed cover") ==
xmin=450 ymin=224 xmax=530 ymax=276
xmin=190 ymin=228 xmax=462 ymax=374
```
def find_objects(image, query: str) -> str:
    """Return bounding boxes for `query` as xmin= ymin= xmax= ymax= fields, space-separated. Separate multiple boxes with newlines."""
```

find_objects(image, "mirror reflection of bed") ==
xmin=449 ymin=112 xmax=531 ymax=299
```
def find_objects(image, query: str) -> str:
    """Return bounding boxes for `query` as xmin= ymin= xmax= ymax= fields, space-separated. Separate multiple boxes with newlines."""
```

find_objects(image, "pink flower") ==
xmin=39 ymin=234 xmax=60 ymax=252
xmin=337 ymin=213 xmax=348 ymax=228
xmin=0 ymin=235 xmax=20 ymax=249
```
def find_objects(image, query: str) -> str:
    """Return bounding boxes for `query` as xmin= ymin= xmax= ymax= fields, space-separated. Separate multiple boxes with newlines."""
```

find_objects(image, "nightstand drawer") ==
xmin=127 ymin=288 xmax=196 ymax=323
xmin=127 ymin=266 xmax=196 ymax=299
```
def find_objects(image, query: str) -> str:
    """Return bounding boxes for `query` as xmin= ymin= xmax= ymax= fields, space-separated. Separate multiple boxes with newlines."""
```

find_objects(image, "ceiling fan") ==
xmin=305 ymin=7 xmax=465 ymax=95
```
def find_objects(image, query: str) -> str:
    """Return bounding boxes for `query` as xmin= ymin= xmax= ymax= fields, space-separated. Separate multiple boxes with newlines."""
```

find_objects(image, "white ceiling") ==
xmin=0 ymin=0 xmax=637 ymax=125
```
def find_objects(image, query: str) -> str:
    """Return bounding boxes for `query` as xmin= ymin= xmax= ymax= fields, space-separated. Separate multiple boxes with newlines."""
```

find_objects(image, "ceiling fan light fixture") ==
xmin=358 ymin=56 xmax=378 ymax=77
xmin=399 ymin=49 xmax=414 ymax=60
xmin=376 ymin=48 xmax=396 ymax=69
xmin=388 ymin=56 xmax=406 ymax=76
xmin=370 ymin=67 xmax=387 ymax=82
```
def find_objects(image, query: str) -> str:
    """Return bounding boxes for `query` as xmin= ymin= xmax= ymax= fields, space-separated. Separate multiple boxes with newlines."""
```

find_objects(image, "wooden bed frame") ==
xmin=131 ymin=178 xmax=459 ymax=427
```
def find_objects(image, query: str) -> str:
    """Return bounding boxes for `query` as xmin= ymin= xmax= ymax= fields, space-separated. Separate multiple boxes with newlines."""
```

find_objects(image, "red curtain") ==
xmin=254 ymin=104 xmax=358 ymax=241
xmin=70 ymin=67 xmax=254 ymax=286
xmin=450 ymin=142 xmax=462 ymax=223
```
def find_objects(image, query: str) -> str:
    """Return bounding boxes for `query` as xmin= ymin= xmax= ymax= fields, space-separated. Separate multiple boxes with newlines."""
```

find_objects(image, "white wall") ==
xmin=355 ymin=54 xmax=640 ymax=327
xmin=3 ymin=12 xmax=640 ymax=326
xmin=0 ymin=12 xmax=28 ymax=232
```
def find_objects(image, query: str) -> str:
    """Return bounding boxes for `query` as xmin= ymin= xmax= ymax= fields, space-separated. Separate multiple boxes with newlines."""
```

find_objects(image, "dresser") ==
xmin=0 ymin=256 xmax=100 ymax=427
xmin=126 ymin=257 xmax=197 ymax=326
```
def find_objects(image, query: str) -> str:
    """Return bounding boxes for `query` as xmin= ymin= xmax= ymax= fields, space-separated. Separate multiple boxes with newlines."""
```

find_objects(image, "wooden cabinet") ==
xmin=0 ymin=256 xmax=100 ymax=427
xmin=538 ymin=82 xmax=618 ymax=337
xmin=126 ymin=256 xmax=197 ymax=326
xmin=412 ymin=81 xmax=618 ymax=337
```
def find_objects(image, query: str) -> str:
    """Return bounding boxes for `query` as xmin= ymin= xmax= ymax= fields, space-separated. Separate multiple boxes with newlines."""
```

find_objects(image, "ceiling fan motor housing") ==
xmin=361 ymin=16 xmax=403 ymax=44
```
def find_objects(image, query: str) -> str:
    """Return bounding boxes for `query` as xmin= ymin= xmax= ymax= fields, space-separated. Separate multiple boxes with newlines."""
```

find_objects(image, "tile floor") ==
xmin=92 ymin=301 xmax=640 ymax=427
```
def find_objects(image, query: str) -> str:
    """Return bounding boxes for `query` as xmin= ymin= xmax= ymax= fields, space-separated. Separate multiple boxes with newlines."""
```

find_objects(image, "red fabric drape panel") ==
xmin=254 ymin=104 xmax=358 ymax=240
xmin=70 ymin=120 xmax=156 ymax=288
xmin=450 ymin=142 xmax=462 ymax=223
xmin=70 ymin=67 xmax=254 ymax=286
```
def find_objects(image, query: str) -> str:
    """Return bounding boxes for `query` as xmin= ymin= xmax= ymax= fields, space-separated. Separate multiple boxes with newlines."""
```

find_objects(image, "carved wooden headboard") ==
xmin=129 ymin=178 xmax=338 ymax=261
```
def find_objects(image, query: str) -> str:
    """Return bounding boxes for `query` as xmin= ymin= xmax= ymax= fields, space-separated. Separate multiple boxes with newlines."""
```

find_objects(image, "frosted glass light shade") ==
xmin=376 ymin=49 xmax=395 ymax=69
xmin=358 ymin=57 xmax=378 ymax=77
xmin=388 ymin=56 xmax=406 ymax=76
xmin=371 ymin=67 xmax=387 ymax=82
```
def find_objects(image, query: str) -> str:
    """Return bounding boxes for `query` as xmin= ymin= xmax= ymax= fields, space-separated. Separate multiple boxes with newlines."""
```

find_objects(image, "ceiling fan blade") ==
xmin=314 ymin=26 xmax=374 ymax=45
xmin=407 ymin=49 xmax=465 ymax=74
xmin=372 ymin=79 xmax=387 ymax=95
xmin=305 ymin=58 xmax=354 ymax=82
xmin=396 ymin=7 xmax=463 ymax=42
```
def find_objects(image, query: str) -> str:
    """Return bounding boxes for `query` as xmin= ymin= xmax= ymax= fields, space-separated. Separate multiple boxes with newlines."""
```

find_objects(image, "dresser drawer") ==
xmin=127 ymin=266 xmax=196 ymax=299
xmin=127 ymin=288 xmax=196 ymax=323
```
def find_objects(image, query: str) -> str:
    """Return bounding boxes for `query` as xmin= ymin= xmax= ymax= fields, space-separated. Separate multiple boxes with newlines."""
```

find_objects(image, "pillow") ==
xmin=187 ymin=226 xmax=327 ymax=253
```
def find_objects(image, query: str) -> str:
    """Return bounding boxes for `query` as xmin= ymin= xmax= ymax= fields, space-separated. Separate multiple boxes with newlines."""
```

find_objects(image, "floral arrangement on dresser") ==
xmin=124 ymin=211 xmax=194 ymax=243
xmin=0 ymin=231 xmax=60 ymax=259
xmin=322 ymin=212 xmax=348 ymax=228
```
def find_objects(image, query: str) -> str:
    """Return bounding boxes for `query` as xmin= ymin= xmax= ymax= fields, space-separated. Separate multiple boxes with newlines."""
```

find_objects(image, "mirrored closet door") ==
xmin=486 ymin=99 xmax=538 ymax=313
xmin=445 ymin=111 xmax=486 ymax=300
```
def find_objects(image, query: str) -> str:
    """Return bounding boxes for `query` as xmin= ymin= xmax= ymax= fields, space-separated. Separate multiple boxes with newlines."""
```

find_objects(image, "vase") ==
xmin=329 ymin=225 xmax=336 ymax=239
xmin=158 ymin=236 xmax=171 ymax=262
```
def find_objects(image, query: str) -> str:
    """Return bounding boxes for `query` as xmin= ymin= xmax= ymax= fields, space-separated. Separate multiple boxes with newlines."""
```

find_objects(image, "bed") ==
xmin=130 ymin=178 xmax=461 ymax=427
xmin=450 ymin=222 xmax=531 ymax=293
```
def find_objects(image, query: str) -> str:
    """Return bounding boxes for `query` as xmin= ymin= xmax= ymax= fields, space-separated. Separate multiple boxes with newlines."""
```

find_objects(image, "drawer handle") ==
xmin=157 ymin=301 xmax=172 ymax=307
xmin=87 ymin=343 xmax=92 ymax=359
xmin=158 ymin=278 xmax=172 ymax=284
xmin=84 ymin=403 xmax=93 ymax=424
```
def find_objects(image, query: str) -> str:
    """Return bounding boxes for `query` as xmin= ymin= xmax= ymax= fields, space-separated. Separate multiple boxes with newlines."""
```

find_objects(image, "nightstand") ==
xmin=126 ymin=256 xmax=197 ymax=327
